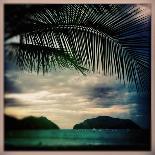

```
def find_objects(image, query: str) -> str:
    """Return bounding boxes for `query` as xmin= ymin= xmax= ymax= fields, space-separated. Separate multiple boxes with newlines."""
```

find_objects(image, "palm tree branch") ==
xmin=4 ymin=4 xmax=151 ymax=91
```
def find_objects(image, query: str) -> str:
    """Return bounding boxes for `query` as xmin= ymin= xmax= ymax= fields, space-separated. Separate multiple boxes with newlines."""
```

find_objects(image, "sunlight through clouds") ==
xmin=4 ymin=68 xmax=144 ymax=128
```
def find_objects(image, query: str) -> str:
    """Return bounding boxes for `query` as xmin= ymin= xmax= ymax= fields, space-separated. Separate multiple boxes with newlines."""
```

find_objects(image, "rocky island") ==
xmin=73 ymin=116 xmax=141 ymax=129
xmin=5 ymin=115 xmax=59 ymax=130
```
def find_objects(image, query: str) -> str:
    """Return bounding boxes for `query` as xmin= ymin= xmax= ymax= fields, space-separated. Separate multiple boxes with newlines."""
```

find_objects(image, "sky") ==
xmin=4 ymin=59 xmax=150 ymax=129
xmin=4 ymin=4 xmax=151 ymax=129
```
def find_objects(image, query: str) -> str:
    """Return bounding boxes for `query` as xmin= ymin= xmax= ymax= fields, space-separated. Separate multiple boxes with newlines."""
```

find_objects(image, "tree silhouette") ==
xmin=5 ymin=4 xmax=151 ymax=92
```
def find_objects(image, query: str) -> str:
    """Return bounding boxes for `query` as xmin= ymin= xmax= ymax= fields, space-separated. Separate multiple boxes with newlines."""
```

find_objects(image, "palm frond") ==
xmin=5 ymin=4 xmax=151 ymax=92
xmin=5 ymin=43 xmax=88 ymax=75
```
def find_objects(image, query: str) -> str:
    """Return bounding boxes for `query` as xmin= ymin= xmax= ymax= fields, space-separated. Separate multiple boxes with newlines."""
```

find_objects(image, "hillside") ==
xmin=73 ymin=116 xmax=141 ymax=129
xmin=5 ymin=115 xmax=59 ymax=130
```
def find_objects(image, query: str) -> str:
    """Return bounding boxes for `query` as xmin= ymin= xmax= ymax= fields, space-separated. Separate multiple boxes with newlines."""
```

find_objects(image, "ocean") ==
xmin=5 ymin=129 xmax=150 ymax=150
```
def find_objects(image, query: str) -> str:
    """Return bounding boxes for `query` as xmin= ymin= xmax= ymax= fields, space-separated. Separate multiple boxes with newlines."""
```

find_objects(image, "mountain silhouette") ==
xmin=5 ymin=115 xmax=59 ymax=130
xmin=73 ymin=116 xmax=141 ymax=129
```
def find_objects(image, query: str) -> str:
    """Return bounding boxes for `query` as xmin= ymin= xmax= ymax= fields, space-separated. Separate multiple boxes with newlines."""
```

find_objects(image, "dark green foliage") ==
xmin=5 ymin=4 xmax=151 ymax=91
xmin=5 ymin=115 xmax=60 ymax=130
xmin=73 ymin=116 xmax=141 ymax=129
xmin=6 ymin=43 xmax=88 ymax=75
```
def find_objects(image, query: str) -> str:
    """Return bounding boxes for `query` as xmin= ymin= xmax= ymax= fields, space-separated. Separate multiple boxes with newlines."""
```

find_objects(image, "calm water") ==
xmin=5 ymin=129 xmax=150 ymax=150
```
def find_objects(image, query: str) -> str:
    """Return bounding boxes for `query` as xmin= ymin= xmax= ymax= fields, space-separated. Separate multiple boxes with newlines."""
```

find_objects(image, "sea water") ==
xmin=5 ymin=129 xmax=149 ymax=150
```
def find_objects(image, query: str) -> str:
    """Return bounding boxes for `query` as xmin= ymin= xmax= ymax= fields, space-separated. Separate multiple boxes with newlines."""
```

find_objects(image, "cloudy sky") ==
xmin=4 ymin=4 xmax=151 ymax=129
xmin=4 ymin=58 xmax=150 ymax=129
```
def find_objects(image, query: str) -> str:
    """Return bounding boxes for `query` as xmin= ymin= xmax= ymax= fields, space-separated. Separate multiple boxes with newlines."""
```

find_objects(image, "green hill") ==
xmin=5 ymin=115 xmax=59 ymax=130
xmin=73 ymin=116 xmax=141 ymax=129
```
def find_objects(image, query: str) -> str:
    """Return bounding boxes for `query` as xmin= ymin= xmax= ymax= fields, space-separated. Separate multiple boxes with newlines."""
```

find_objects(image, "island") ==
xmin=73 ymin=116 xmax=141 ymax=129
xmin=5 ymin=115 xmax=59 ymax=130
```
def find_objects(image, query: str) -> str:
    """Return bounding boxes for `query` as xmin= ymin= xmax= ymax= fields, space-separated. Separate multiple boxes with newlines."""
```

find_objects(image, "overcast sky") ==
xmin=4 ymin=58 xmax=150 ymax=129
xmin=4 ymin=4 xmax=151 ymax=129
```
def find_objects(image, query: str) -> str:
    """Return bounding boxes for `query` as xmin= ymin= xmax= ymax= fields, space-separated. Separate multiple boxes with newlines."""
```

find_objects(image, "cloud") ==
xmin=87 ymin=84 xmax=138 ymax=108
xmin=5 ymin=76 xmax=22 ymax=93
xmin=5 ymin=98 xmax=22 ymax=107
xmin=4 ymin=62 xmax=150 ymax=128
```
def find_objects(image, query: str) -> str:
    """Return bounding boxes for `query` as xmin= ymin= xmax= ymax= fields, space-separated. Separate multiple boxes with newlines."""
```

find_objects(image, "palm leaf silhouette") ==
xmin=5 ymin=4 xmax=151 ymax=92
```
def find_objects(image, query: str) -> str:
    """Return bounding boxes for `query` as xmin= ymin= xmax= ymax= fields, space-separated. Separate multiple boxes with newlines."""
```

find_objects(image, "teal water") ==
xmin=5 ymin=129 xmax=149 ymax=150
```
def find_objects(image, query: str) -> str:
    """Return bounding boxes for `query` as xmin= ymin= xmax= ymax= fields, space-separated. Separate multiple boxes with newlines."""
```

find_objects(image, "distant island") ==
xmin=5 ymin=115 xmax=141 ymax=130
xmin=73 ymin=116 xmax=141 ymax=129
xmin=5 ymin=115 xmax=59 ymax=130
